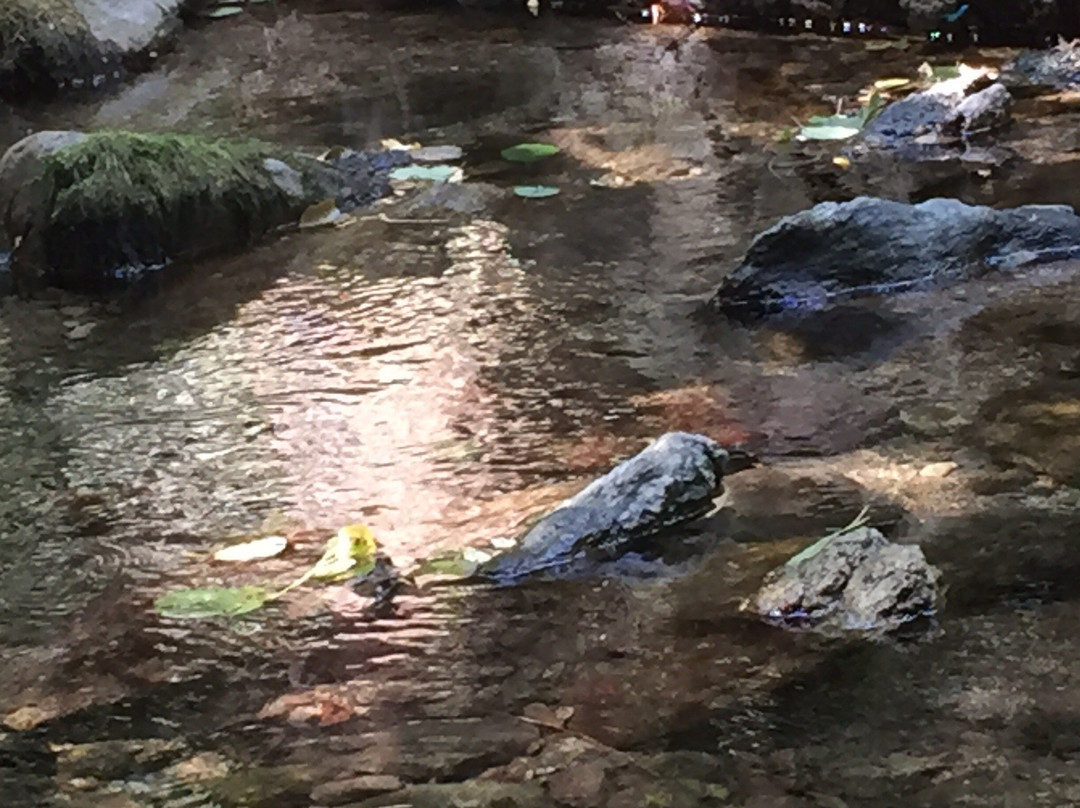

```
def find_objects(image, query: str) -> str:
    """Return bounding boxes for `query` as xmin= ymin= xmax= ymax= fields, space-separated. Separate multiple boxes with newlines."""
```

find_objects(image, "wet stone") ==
xmin=752 ymin=526 xmax=941 ymax=634
xmin=710 ymin=197 xmax=1080 ymax=319
xmin=352 ymin=780 xmax=554 ymax=808
xmin=479 ymin=432 xmax=747 ymax=582
xmin=311 ymin=775 xmax=403 ymax=806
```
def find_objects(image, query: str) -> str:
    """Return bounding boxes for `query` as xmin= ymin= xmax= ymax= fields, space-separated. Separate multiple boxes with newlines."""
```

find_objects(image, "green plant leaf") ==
xmin=154 ymin=586 xmax=269 ymax=619
xmin=501 ymin=143 xmax=560 ymax=163
xmin=513 ymin=185 xmax=560 ymax=199
xmin=389 ymin=164 xmax=463 ymax=183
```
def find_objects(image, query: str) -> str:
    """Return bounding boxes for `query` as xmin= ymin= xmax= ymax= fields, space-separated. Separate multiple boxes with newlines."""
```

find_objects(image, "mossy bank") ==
xmin=0 ymin=0 xmax=191 ymax=99
xmin=0 ymin=130 xmax=411 ymax=292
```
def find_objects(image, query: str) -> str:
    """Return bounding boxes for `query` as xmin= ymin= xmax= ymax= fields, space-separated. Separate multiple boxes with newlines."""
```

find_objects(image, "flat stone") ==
xmin=312 ymin=775 xmax=403 ymax=806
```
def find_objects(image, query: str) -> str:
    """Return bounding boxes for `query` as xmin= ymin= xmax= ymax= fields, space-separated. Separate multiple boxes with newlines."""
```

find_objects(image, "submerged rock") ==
xmin=479 ymin=433 xmax=749 ymax=582
xmin=0 ymin=0 xmax=189 ymax=99
xmin=1003 ymin=39 xmax=1080 ymax=92
xmin=710 ymin=196 xmax=1080 ymax=319
xmin=751 ymin=526 xmax=941 ymax=633
xmin=0 ymin=130 xmax=409 ymax=292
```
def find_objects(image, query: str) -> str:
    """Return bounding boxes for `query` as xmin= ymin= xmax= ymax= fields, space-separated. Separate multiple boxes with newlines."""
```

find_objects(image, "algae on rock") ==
xmin=0 ymin=0 xmax=103 ymax=95
xmin=0 ymin=129 xmax=409 ymax=292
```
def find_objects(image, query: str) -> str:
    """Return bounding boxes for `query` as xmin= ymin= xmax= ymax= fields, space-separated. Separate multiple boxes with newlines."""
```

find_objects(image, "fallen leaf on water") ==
xmin=4 ymin=705 xmax=52 ymax=731
xmin=833 ymin=155 xmax=851 ymax=168
xmin=213 ymin=535 xmax=288 ymax=562
xmin=299 ymin=199 xmax=342 ymax=229
xmin=411 ymin=145 xmax=464 ymax=163
xmin=259 ymin=689 xmax=356 ymax=726
xmin=154 ymin=585 xmax=269 ymax=619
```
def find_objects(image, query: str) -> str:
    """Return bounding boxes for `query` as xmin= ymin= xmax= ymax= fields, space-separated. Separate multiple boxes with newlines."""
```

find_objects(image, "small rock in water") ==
xmin=751 ymin=526 xmax=941 ymax=634
xmin=479 ymin=432 xmax=751 ymax=582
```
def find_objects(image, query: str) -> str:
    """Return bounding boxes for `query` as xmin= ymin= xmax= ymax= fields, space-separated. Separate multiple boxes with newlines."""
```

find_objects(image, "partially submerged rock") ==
xmin=751 ymin=526 xmax=941 ymax=634
xmin=710 ymin=196 xmax=1080 ymax=319
xmin=862 ymin=70 xmax=1012 ymax=150
xmin=0 ymin=0 xmax=189 ymax=99
xmin=1003 ymin=39 xmax=1080 ymax=93
xmin=0 ymin=130 xmax=409 ymax=292
xmin=479 ymin=433 xmax=750 ymax=582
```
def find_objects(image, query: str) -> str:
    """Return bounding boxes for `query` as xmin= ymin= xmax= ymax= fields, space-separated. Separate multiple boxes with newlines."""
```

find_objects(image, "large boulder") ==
xmin=0 ymin=0 xmax=192 ymax=99
xmin=0 ymin=130 xmax=410 ymax=292
xmin=710 ymin=196 xmax=1080 ymax=319
xmin=479 ymin=433 xmax=752 ymax=583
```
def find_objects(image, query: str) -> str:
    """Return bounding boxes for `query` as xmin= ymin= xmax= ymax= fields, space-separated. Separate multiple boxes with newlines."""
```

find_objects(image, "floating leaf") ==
xmin=389 ymin=164 xmax=463 ymax=183
xmin=833 ymin=155 xmax=851 ymax=168
xmin=204 ymin=5 xmax=244 ymax=17
xmin=501 ymin=143 xmax=560 ymax=163
xmin=154 ymin=586 xmax=269 ymax=619
xmin=797 ymin=125 xmax=861 ymax=141
xmin=513 ymin=185 xmax=560 ymax=199
xmin=309 ymin=525 xmax=378 ymax=581
xmin=213 ymin=535 xmax=288 ymax=562
xmin=411 ymin=145 xmax=464 ymax=163
xmin=873 ymin=77 xmax=915 ymax=91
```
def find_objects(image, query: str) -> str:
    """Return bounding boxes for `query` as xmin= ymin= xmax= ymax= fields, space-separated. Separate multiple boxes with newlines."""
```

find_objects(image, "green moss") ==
xmin=44 ymin=131 xmax=283 ymax=224
xmin=0 ymin=0 xmax=97 ymax=88
xmin=37 ymin=130 xmax=304 ymax=288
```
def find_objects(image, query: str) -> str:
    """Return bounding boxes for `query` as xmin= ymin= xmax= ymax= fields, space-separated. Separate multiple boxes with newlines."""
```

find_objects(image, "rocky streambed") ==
xmin=5 ymin=6 xmax=1080 ymax=808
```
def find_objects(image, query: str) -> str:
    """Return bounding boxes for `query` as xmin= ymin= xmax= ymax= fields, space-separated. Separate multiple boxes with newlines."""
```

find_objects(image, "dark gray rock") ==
xmin=862 ymin=76 xmax=1012 ymax=149
xmin=479 ymin=433 xmax=748 ymax=582
xmin=0 ymin=130 xmax=410 ymax=293
xmin=752 ymin=526 xmax=941 ymax=633
xmin=710 ymin=196 xmax=1080 ymax=319
xmin=1003 ymin=39 xmax=1080 ymax=93
xmin=0 ymin=0 xmax=191 ymax=99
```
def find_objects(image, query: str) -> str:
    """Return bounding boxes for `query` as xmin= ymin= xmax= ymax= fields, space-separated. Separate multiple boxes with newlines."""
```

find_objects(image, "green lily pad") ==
xmin=797 ymin=125 xmax=862 ymax=141
xmin=205 ymin=5 xmax=245 ymax=17
xmin=513 ymin=185 xmax=560 ymax=199
xmin=389 ymin=164 xmax=463 ymax=183
xmin=501 ymin=143 xmax=560 ymax=163
xmin=154 ymin=586 xmax=269 ymax=619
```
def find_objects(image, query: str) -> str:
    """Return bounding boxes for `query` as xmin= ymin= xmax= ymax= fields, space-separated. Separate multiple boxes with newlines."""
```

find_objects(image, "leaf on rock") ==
xmin=501 ymin=143 xmax=560 ymax=163
xmin=154 ymin=586 xmax=269 ymax=619
xmin=513 ymin=185 xmax=560 ymax=199
xmin=213 ymin=535 xmax=288 ymax=562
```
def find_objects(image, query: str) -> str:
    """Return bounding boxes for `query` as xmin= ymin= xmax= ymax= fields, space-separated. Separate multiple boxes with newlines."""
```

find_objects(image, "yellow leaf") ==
xmin=833 ymin=156 xmax=851 ymax=168
xmin=873 ymin=77 xmax=914 ymax=91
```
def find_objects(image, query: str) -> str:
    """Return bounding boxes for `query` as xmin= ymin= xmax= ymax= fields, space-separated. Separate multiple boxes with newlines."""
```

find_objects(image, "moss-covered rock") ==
xmin=0 ymin=0 xmax=189 ymax=99
xmin=0 ymin=129 xmax=410 ymax=292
